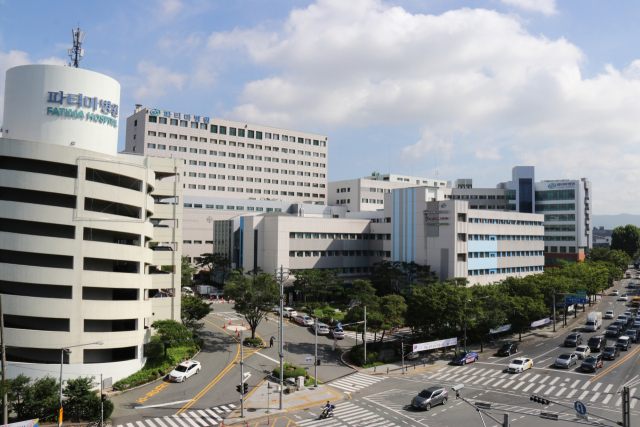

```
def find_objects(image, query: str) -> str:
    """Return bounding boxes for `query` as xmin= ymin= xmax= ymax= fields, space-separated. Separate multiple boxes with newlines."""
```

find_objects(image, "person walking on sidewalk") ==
xmin=270 ymin=337 xmax=274 ymax=348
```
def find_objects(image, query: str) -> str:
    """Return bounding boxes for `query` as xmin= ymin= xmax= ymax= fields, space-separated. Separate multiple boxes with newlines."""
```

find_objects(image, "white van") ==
xmin=585 ymin=312 xmax=602 ymax=332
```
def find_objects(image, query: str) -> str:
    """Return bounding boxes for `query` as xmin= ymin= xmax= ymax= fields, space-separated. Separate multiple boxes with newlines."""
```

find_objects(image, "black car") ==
xmin=626 ymin=329 xmax=639 ymax=343
xmin=587 ymin=335 xmax=607 ymax=352
xmin=602 ymin=346 xmax=621 ymax=360
xmin=612 ymin=321 xmax=626 ymax=332
xmin=497 ymin=343 xmax=518 ymax=356
xmin=580 ymin=354 xmax=604 ymax=372
xmin=564 ymin=333 xmax=583 ymax=347
xmin=606 ymin=327 xmax=621 ymax=338
xmin=411 ymin=387 xmax=449 ymax=411
xmin=615 ymin=337 xmax=632 ymax=351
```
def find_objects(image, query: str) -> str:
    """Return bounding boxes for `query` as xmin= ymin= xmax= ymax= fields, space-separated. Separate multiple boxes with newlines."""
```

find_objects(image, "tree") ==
xmin=63 ymin=376 xmax=113 ymax=422
xmin=379 ymin=294 xmax=406 ymax=327
xmin=588 ymin=247 xmax=631 ymax=270
xmin=611 ymin=225 xmax=640 ymax=259
xmin=8 ymin=374 xmax=29 ymax=421
xmin=224 ymin=272 xmax=279 ymax=339
xmin=181 ymin=255 xmax=198 ymax=287
xmin=348 ymin=279 xmax=379 ymax=308
xmin=181 ymin=295 xmax=214 ymax=332
xmin=291 ymin=269 xmax=315 ymax=303
xmin=197 ymin=253 xmax=232 ymax=284
xmin=151 ymin=319 xmax=193 ymax=355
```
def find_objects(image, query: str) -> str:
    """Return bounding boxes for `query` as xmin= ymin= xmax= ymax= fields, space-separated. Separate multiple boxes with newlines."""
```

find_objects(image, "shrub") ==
xmin=273 ymin=362 xmax=308 ymax=379
xmin=322 ymin=307 xmax=335 ymax=316
xmin=349 ymin=346 xmax=380 ymax=366
xmin=244 ymin=338 xmax=263 ymax=346
xmin=113 ymin=346 xmax=192 ymax=389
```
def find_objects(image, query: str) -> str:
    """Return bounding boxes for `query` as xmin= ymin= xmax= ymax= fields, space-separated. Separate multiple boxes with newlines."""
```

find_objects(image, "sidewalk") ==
xmin=225 ymin=378 xmax=345 ymax=425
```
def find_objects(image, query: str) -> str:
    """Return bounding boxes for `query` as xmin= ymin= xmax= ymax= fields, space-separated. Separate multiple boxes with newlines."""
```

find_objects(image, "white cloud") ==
xmin=501 ymin=0 xmax=558 ymax=16
xmin=0 ymin=50 xmax=64 ymax=119
xmin=132 ymin=61 xmax=187 ymax=100
xmin=156 ymin=0 xmax=184 ymax=20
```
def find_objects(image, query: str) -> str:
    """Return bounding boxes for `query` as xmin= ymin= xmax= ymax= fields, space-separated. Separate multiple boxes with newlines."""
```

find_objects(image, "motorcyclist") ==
xmin=322 ymin=401 xmax=334 ymax=416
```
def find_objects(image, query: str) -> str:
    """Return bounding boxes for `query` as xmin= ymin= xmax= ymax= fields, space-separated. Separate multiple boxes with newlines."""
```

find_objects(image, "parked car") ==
xmin=407 ymin=352 xmax=420 ymax=360
xmin=615 ymin=336 xmax=633 ymax=351
xmin=624 ymin=311 xmax=636 ymax=320
xmin=574 ymin=346 xmax=591 ymax=359
xmin=602 ymin=345 xmax=621 ymax=360
xmin=152 ymin=245 xmax=173 ymax=251
xmin=411 ymin=387 xmax=448 ymax=411
xmin=312 ymin=323 xmax=330 ymax=334
xmin=497 ymin=343 xmax=518 ymax=356
xmin=612 ymin=290 xmax=619 ymax=296
xmin=604 ymin=310 xmax=615 ymax=319
xmin=508 ymin=357 xmax=533 ymax=373
xmin=169 ymin=360 xmax=201 ymax=382
xmin=332 ymin=328 xmax=345 ymax=339
xmin=451 ymin=351 xmax=478 ymax=365
xmin=580 ymin=354 xmax=603 ymax=373
xmin=554 ymin=353 xmax=578 ymax=369
xmin=152 ymin=292 xmax=170 ymax=298
xmin=564 ymin=333 xmax=583 ymax=347
xmin=587 ymin=335 xmax=607 ymax=352
xmin=630 ymin=283 xmax=636 ymax=288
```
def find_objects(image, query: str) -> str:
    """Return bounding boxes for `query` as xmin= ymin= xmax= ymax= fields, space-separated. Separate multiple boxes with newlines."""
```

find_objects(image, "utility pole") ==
xmin=100 ymin=374 xmax=103 ymax=427
xmin=240 ymin=329 xmax=244 ymax=418
xmin=0 ymin=295 xmax=7 ymax=425
xmin=552 ymin=288 xmax=556 ymax=332
xmin=401 ymin=336 xmax=405 ymax=374
xmin=275 ymin=266 xmax=288 ymax=410
xmin=464 ymin=298 xmax=468 ymax=352
xmin=314 ymin=317 xmax=318 ymax=386
xmin=622 ymin=386 xmax=630 ymax=427
xmin=363 ymin=306 xmax=367 ymax=365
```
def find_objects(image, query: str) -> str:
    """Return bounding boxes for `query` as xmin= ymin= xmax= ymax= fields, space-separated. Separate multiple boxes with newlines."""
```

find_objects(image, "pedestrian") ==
xmin=270 ymin=337 xmax=274 ymax=348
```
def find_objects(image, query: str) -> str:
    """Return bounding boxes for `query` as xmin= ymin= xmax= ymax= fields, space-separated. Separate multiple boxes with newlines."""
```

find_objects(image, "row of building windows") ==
xmin=183 ymin=204 xmax=283 ymax=212
xmin=183 ymin=186 xmax=326 ymax=197
xmin=544 ymin=214 xmax=576 ymax=222
xmin=543 ymin=235 xmax=576 ymax=241
xmin=469 ymin=205 xmax=504 ymax=210
xmin=184 ymin=160 xmax=327 ymax=178
xmin=462 ymin=234 xmax=543 ymax=241
xmin=468 ymin=218 xmax=542 ymax=226
xmin=544 ymin=225 xmax=576 ymax=232
xmin=467 ymin=251 xmax=543 ymax=259
xmin=535 ymin=189 xmax=575 ymax=201
xmin=545 ymin=246 xmax=577 ymax=253
xmin=289 ymin=232 xmax=391 ymax=240
xmin=289 ymin=250 xmax=390 ymax=257
xmin=186 ymin=173 xmax=325 ymax=187
xmin=144 ymin=137 xmax=327 ymax=158
xmin=361 ymin=199 xmax=384 ymax=204
xmin=468 ymin=266 xmax=544 ymax=276
xmin=535 ymin=203 xmax=576 ymax=212
xmin=146 ymin=115 xmax=328 ymax=146
xmin=183 ymin=240 xmax=215 ymax=244
xmin=451 ymin=194 xmax=506 ymax=200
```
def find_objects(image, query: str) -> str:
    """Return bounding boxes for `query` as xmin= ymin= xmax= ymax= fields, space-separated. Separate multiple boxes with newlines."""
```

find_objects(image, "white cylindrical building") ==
xmin=1 ymin=65 xmax=182 ymax=382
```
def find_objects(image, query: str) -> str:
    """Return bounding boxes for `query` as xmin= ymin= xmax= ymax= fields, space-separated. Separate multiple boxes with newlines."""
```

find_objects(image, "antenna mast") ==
xmin=68 ymin=27 xmax=86 ymax=68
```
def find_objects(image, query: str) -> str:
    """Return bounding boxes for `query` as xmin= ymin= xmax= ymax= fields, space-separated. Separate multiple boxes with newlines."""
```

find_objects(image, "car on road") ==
xmin=602 ymin=345 xmax=621 ymax=360
xmin=630 ymin=283 xmax=636 ymax=288
xmin=312 ymin=323 xmax=330 ymax=334
xmin=625 ymin=311 xmax=636 ymax=320
xmin=497 ymin=343 xmax=518 ymax=356
xmin=407 ymin=352 xmax=421 ymax=360
xmin=580 ymin=354 xmax=604 ymax=372
xmin=554 ymin=353 xmax=578 ymax=369
xmin=620 ymin=295 xmax=629 ymax=301
xmin=411 ymin=386 xmax=448 ymax=411
xmin=606 ymin=326 xmax=622 ymax=338
xmin=564 ymin=333 xmax=583 ymax=347
xmin=332 ymin=328 xmax=345 ymax=339
xmin=587 ymin=335 xmax=607 ymax=352
xmin=168 ymin=360 xmax=201 ymax=382
xmin=615 ymin=336 xmax=633 ymax=351
xmin=626 ymin=329 xmax=639 ymax=343
xmin=612 ymin=290 xmax=620 ymax=296
xmin=452 ymin=351 xmax=479 ymax=365
xmin=508 ymin=357 xmax=533 ymax=373
xmin=605 ymin=310 xmax=615 ymax=319
xmin=276 ymin=307 xmax=297 ymax=318
xmin=294 ymin=315 xmax=315 ymax=326
xmin=574 ymin=346 xmax=591 ymax=359
xmin=618 ymin=315 xmax=631 ymax=326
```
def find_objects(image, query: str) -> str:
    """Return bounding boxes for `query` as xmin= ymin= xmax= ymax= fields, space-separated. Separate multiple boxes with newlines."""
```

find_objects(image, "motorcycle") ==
xmin=320 ymin=406 xmax=334 ymax=419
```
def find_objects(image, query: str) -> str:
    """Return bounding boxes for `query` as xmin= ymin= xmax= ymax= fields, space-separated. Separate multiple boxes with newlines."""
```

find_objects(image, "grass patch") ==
xmin=312 ymin=309 xmax=345 ymax=322
xmin=304 ymin=375 xmax=323 ymax=387
xmin=114 ymin=346 xmax=195 ymax=389
xmin=362 ymin=362 xmax=385 ymax=369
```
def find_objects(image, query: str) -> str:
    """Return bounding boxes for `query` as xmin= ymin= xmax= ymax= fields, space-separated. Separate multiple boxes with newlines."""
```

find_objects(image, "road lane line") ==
xmin=137 ymin=400 xmax=194 ymax=409
xmin=255 ymin=352 xmax=279 ymax=363
xmin=590 ymin=343 xmax=640 ymax=381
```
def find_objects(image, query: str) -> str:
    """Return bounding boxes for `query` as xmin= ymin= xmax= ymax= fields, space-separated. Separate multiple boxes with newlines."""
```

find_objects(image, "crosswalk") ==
xmin=422 ymin=366 xmax=638 ymax=409
xmin=215 ymin=311 xmax=243 ymax=321
xmin=342 ymin=331 xmax=399 ymax=343
xmin=328 ymin=373 xmax=386 ymax=393
xmin=116 ymin=404 xmax=236 ymax=427
xmin=297 ymin=401 xmax=399 ymax=427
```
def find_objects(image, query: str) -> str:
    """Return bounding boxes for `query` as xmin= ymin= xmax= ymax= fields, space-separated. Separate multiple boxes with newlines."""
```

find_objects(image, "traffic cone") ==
xmin=242 ymin=321 xmax=245 ymax=326
xmin=223 ymin=323 xmax=226 ymax=329
xmin=229 ymin=320 xmax=232 ymax=325
xmin=210 ymin=296 xmax=213 ymax=301
xmin=238 ymin=331 xmax=240 ymax=337
xmin=235 ymin=328 xmax=238 ymax=333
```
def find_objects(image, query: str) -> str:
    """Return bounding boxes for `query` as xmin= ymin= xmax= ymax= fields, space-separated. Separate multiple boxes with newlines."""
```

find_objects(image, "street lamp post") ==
xmin=274 ymin=266 xmax=289 ymax=411
xmin=59 ymin=341 xmax=103 ymax=427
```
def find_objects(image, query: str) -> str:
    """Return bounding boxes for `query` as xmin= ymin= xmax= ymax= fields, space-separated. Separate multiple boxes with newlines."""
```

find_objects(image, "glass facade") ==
xmin=535 ymin=203 xmax=575 ymax=212
xmin=535 ymin=189 xmax=575 ymax=201
xmin=544 ymin=214 xmax=575 ymax=221
xmin=518 ymin=178 xmax=533 ymax=213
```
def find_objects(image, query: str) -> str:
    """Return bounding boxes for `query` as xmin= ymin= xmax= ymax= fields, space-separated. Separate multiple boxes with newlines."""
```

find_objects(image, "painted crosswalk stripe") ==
xmin=197 ymin=410 xmax=217 ymax=425
xmin=592 ymin=382 xmax=602 ymax=392
xmin=602 ymin=394 xmax=613 ymax=405
xmin=474 ymin=369 xmax=488 ymax=376
xmin=523 ymin=383 xmax=536 ymax=392
xmin=570 ymin=380 xmax=581 ymax=388
xmin=345 ymin=414 xmax=378 ymax=424
xmin=502 ymin=380 xmax=515 ymax=388
xmin=615 ymin=397 xmax=622 ymax=406
xmin=228 ymin=404 xmax=236 ymax=408
xmin=137 ymin=421 xmax=146 ymax=427
xmin=484 ymin=378 xmax=499 ymax=386
xmin=512 ymin=382 xmax=524 ymax=391
xmin=520 ymin=373 xmax=532 ymax=380
xmin=179 ymin=413 xmax=201 ymax=427
xmin=581 ymin=381 xmax=591 ymax=389
xmin=533 ymin=384 xmax=546 ymax=394
xmin=212 ymin=408 xmax=223 ymax=413
xmin=567 ymin=389 xmax=578 ymax=398
xmin=489 ymin=370 xmax=501 ymax=377
xmin=458 ymin=375 xmax=476 ymax=383
xmin=631 ymin=399 xmax=638 ymax=409
xmin=145 ymin=420 xmax=158 ymax=427
xmin=170 ymin=416 xmax=190 ymax=427
xmin=162 ymin=417 xmax=179 ymax=427
xmin=155 ymin=419 xmax=169 ymax=427
xmin=539 ymin=376 xmax=549 ymax=384
xmin=126 ymin=423 xmax=135 ymax=427
xmin=590 ymin=392 xmax=601 ymax=402
xmin=472 ymin=377 xmax=486 ymax=384
xmin=529 ymin=374 xmax=541 ymax=383
xmin=555 ymin=388 xmax=566 ymax=397
xmin=219 ymin=406 xmax=231 ymax=412
xmin=204 ymin=409 xmax=222 ymax=421
xmin=578 ymin=391 xmax=589 ymax=400
xmin=546 ymin=386 xmax=556 ymax=395
xmin=604 ymin=384 xmax=613 ymax=393
xmin=549 ymin=377 xmax=560 ymax=386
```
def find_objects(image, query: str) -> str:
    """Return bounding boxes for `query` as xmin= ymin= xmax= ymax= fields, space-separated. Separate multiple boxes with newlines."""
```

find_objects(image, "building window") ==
xmin=457 ymin=213 xmax=466 ymax=222
xmin=180 ymin=120 xmax=188 ymax=127
xmin=457 ymin=253 xmax=466 ymax=262
xmin=147 ymin=143 xmax=156 ymax=148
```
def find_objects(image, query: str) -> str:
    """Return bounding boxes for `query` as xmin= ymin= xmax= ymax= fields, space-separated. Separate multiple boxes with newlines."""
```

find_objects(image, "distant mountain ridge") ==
xmin=592 ymin=214 xmax=640 ymax=230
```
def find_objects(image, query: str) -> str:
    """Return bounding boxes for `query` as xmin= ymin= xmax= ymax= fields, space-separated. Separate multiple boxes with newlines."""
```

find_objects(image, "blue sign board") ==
xmin=556 ymin=303 xmax=566 ymax=307
xmin=566 ymin=297 xmax=587 ymax=304
xmin=574 ymin=401 xmax=586 ymax=415
xmin=305 ymin=357 xmax=313 ymax=362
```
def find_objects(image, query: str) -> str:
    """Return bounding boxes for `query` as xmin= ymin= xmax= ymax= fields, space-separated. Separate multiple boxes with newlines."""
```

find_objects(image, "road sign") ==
xmin=556 ymin=302 xmax=566 ymax=307
xmin=566 ymin=294 xmax=587 ymax=304
xmin=574 ymin=401 xmax=587 ymax=415
xmin=577 ymin=290 xmax=587 ymax=295
xmin=305 ymin=357 xmax=313 ymax=362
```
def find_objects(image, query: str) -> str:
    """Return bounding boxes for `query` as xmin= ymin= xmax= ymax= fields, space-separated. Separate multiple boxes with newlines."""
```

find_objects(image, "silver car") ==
xmin=555 ymin=353 xmax=578 ymax=369
xmin=411 ymin=387 xmax=448 ymax=411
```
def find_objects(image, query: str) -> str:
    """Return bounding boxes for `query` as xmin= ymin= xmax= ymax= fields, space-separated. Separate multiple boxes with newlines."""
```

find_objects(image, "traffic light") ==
xmin=530 ymin=395 xmax=550 ymax=405
xmin=243 ymin=383 xmax=249 ymax=394
xmin=101 ymin=394 xmax=106 ymax=402
xmin=236 ymin=385 xmax=242 ymax=394
xmin=317 ymin=359 xmax=321 ymax=366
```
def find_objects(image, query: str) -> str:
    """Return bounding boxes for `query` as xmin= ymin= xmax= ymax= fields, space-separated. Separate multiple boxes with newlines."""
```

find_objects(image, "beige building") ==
xmin=1 ymin=64 xmax=182 ymax=382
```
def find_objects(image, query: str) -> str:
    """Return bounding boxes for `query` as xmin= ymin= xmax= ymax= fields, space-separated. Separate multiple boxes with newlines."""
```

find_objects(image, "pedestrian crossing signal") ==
xmin=530 ymin=395 xmax=550 ymax=405
xmin=236 ymin=385 xmax=242 ymax=394
xmin=243 ymin=383 xmax=249 ymax=394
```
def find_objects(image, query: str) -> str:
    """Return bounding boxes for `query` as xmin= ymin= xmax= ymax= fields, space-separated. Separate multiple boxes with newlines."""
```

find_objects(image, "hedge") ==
xmin=244 ymin=337 xmax=263 ymax=346
xmin=273 ymin=362 xmax=308 ymax=379
xmin=113 ymin=346 xmax=197 ymax=389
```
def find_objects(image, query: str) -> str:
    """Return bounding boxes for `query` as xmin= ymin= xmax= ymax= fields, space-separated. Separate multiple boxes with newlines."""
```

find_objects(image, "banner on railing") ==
xmin=531 ymin=317 xmax=551 ymax=328
xmin=413 ymin=337 xmax=457 ymax=352
xmin=489 ymin=324 xmax=512 ymax=334
xmin=0 ymin=419 xmax=39 ymax=427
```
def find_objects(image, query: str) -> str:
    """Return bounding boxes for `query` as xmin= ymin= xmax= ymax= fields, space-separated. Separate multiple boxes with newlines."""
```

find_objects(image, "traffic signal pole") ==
xmin=240 ymin=329 xmax=244 ymax=418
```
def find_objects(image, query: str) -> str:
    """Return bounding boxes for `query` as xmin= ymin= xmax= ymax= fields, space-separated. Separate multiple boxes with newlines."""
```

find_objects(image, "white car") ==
xmin=406 ymin=352 xmax=420 ymax=360
xmin=605 ymin=310 xmax=615 ymax=319
xmin=612 ymin=290 xmax=620 ymax=296
xmin=332 ymin=328 xmax=345 ymax=339
xmin=312 ymin=323 xmax=330 ymax=335
xmin=294 ymin=315 xmax=314 ymax=326
xmin=620 ymin=295 xmax=629 ymax=301
xmin=169 ymin=360 xmax=201 ymax=382
xmin=508 ymin=357 xmax=533 ymax=373
xmin=276 ymin=307 xmax=297 ymax=318
xmin=574 ymin=345 xmax=591 ymax=359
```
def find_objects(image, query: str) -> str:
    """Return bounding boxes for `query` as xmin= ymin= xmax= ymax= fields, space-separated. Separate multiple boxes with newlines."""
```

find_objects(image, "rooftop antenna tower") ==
xmin=68 ymin=26 xmax=86 ymax=68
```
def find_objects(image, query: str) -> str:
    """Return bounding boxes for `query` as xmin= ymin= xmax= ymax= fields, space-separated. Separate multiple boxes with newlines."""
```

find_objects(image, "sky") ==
xmin=1 ymin=0 xmax=640 ymax=215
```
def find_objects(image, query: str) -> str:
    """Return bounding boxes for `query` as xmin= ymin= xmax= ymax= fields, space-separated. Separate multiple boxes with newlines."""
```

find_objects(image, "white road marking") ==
xmin=137 ymin=400 xmax=194 ymax=409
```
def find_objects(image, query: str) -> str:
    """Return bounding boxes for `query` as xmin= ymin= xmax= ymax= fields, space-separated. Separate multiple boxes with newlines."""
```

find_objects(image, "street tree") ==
xmin=181 ymin=295 xmax=214 ymax=332
xmin=181 ymin=255 xmax=198 ymax=287
xmin=151 ymin=319 xmax=193 ymax=355
xmin=611 ymin=224 xmax=640 ymax=259
xmin=63 ymin=376 xmax=114 ymax=422
xmin=224 ymin=272 xmax=279 ymax=339
xmin=197 ymin=253 xmax=231 ymax=284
